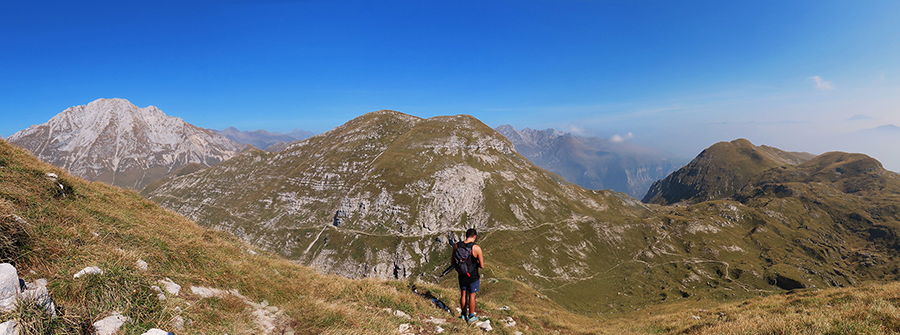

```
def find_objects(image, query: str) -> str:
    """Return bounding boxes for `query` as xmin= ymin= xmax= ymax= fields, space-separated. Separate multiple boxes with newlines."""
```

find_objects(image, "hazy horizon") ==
xmin=2 ymin=1 xmax=899 ymax=171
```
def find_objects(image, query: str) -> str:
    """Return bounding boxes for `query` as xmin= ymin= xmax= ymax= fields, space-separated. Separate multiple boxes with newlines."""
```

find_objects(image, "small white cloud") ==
xmin=610 ymin=132 xmax=634 ymax=143
xmin=566 ymin=125 xmax=586 ymax=136
xmin=809 ymin=76 xmax=834 ymax=90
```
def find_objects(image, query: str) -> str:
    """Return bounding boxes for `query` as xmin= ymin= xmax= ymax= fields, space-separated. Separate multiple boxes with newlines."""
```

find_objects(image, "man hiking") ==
xmin=452 ymin=228 xmax=484 ymax=322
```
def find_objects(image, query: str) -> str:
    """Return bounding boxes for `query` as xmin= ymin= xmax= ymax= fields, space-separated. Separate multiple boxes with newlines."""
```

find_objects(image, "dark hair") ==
xmin=466 ymin=228 xmax=477 ymax=238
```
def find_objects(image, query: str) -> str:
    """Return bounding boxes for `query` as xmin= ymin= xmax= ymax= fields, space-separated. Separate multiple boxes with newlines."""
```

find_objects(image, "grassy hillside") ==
xmin=643 ymin=139 xmax=815 ymax=205
xmin=0 ymin=139 xmax=607 ymax=334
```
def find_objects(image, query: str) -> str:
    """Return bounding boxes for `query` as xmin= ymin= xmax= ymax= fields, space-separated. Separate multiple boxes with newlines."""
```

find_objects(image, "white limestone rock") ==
xmin=92 ymin=312 xmax=130 ymax=335
xmin=475 ymin=319 xmax=492 ymax=332
xmin=73 ymin=266 xmax=103 ymax=278
xmin=170 ymin=316 xmax=185 ymax=330
xmin=136 ymin=259 xmax=148 ymax=271
xmin=0 ymin=263 xmax=20 ymax=313
xmin=0 ymin=320 xmax=16 ymax=335
xmin=502 ymin=316 xmax=516 ymax=327
xmin=140 ymin=329 xmax=173 ymax=335
xmin=18 ymin=278 xmax=56 ymax=316
xmin=159 ymin=278 xmax=180 ymax=296
xmin=392 ymin=309 xmax=411 ymax=319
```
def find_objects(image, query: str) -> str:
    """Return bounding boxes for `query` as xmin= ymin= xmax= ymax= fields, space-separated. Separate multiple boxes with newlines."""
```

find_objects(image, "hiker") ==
xmin=452 ymin=228 xmax=484 ymax=322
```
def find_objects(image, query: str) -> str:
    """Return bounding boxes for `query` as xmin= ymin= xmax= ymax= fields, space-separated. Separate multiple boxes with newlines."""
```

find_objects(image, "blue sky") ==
xmin=2 ymin=1 xmax=899 ymax=170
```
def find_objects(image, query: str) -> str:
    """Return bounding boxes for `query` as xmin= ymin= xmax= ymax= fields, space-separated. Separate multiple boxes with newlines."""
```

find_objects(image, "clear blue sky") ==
xmin=2 ymin=1 xmax=899 ymax=169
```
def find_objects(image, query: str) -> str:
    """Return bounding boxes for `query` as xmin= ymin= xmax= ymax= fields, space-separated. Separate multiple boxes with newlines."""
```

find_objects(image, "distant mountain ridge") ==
xmin=642 ymin=138 xmax=815 ymax=205
xmin=7 ymin=98 xmax=246 ymax=190
xmin=213 ymin=127 xmax=314 ymax=151
xmin=495 ymin=125 xmax=684 ymax=198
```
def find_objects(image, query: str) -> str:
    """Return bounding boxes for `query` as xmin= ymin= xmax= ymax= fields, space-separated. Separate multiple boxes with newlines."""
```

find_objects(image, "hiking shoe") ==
xmin=467 ymin=315 xmax=479 ymax=323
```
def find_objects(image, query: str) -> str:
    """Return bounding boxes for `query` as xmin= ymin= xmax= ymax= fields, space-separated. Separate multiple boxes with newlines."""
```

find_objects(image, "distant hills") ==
xmin=495 ymin=125 xmax=684 ymax=198
xmin=643 ymin=138 xmax=815 ymax=205
xmin=213 ymin=127 xmax=314 ymax=151
xmin=6 ymin=98 xmax=246 ymax=190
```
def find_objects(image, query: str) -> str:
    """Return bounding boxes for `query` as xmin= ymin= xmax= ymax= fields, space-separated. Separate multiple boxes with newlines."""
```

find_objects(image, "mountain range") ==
xmin=213 ymin=127 xmax=314 ymax=152
xmin=4 ymin=130 xmax=900 ymax=334
xmin=495 ymin=125 xmax=684 ymax=198
xmin=7 ymin=100 xmax=900 ymax=318
xmin=144 ymin=110 xmax=900 ymax=314
xmin=6 ymin=98 xmax=246 ymax=190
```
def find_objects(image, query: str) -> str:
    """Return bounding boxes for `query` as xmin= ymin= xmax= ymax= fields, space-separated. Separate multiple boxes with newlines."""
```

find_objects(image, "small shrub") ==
xmin=5 ymin=299 xmax=85 ymax=335
xmin=0 ymin=215 xmax=30 ymax=266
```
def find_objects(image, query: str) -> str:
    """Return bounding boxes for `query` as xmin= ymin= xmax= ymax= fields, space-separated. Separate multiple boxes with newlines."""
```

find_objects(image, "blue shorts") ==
xmin=460 ymin=280 xmax=480 ymax=293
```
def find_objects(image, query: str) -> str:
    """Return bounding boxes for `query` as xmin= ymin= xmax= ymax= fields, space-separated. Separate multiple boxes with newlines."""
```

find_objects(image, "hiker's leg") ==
xmin=467 ymin=291 xmax=477 ymax=315
xmin=459 ymin=289 xmax=468 ymax=316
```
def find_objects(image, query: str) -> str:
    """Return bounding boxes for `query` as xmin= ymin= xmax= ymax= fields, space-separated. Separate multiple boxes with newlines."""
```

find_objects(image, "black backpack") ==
xmin=454 ymin=241 xmax=475 ymax=277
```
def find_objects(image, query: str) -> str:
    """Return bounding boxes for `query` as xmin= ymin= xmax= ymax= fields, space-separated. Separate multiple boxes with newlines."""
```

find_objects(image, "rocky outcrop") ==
xmin=7 ymin=98 xmax=246 ymax=190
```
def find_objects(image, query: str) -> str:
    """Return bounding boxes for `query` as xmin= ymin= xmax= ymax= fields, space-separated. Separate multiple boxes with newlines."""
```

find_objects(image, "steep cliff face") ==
xmin=7 ymin=98 xmax=246 ymax=190
xmin=495 ymin=125 xmax=682 ymax=198
xmin=144 ymin=111 xmax=635 ymax=280
xmin=642 ymin=139 xmax=815 ymax=205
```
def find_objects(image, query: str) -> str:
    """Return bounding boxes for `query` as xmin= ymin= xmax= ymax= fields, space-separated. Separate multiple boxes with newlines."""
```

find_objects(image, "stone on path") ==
xmin=92 ymin=312 xmax=131 ymax=335
xmin=0 ymin=264 xmax=20 ymax=313
xmin=73 ymin=266 xmax=103 ymax=278
xmin=474 ymin=319 xmax=493 ymax=332
xmin=140 ymin=329 xmax=174 ymax=335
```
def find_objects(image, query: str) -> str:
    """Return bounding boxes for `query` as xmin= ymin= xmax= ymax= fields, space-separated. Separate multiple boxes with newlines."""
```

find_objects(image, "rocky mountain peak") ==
xmin=145 ymin=111 xmax=624 ymax=280
xmin=7 ymin=98 xmax=245 ymax=190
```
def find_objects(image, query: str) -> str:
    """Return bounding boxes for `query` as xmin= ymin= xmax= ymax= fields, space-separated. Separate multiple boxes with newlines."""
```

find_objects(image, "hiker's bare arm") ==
xmin=474 ymin=245 xmax=484 ymax=268
xmin=451 ymin=244 xmax=457 ymax=264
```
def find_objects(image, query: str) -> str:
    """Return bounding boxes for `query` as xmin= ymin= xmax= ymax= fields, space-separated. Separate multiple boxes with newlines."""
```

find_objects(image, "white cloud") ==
xmin=610 ymin=132 xmax=634 ymax=142
xmin=809 ymin=76 xmax=835 ymax=90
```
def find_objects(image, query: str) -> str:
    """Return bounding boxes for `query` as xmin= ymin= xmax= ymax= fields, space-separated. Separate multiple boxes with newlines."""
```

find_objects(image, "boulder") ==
xmin=140 ymin=329 xmax=173 ymax=335
xmin=73 ymin=266 xmax=103 ymax=278
xmin=0 ymin=320 xmax=16 ymax=335
xmin=92 ymin=312 xmax=130 ymax=335
xmin=0 ymin=263 xmax=20 ymax=312
xmin=18 ymin=278 xmax=56 ymax=316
